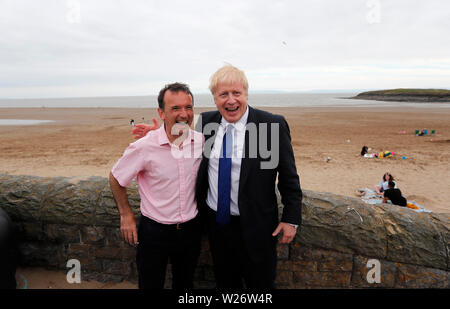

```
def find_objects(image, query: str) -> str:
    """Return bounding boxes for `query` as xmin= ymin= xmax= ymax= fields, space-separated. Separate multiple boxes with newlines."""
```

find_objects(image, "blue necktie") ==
xmin=217 ymin=126 xmax=232 ymax=226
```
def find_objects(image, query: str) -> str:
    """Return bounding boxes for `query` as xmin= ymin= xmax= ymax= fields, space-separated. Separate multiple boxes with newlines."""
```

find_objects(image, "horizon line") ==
xmin=1 ymin=87 xmax=449 ymax=101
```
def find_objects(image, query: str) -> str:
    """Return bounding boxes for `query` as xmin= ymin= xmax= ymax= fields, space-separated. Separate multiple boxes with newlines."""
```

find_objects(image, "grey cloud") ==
xmin=0 ymin=0 xmax=449 ymax=98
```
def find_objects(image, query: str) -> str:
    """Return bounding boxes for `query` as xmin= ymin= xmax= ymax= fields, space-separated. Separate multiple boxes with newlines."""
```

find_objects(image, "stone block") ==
xmin=93 ymin=246 xmax=122 ymax=259
xmin=293 ymin=271 xmax=351 ymax=288
xmin=292 ymin=260 xmax=316 ymax=272
xmin=312 ymin=248 xmax=353 ymax=272
xmin=83 ymin=272 xmax=124 ymax=283
xmin=46 ymin=224 xmax=81 ymax=243
xmin=384 ymin=208 xmax=447 ymax=270
xmin=277 ymin=243 xmax=289 ymax=260
xmin=295 ymin=191 xmax=387 ymax=259
xmin=19 ymin=222 xmax=46 ymax=241
xmin=291 ymin=243 xmax=313 ymax=261
xmin=39 ymin=177 xmax=102 ymax=225
xmin=0 ymin=175 xmax=50 ymax=222
xmin=395 ymin=263 xmax=449 ymax=288
xmin=102 ymin=259 xmax=132 ymax=276
xmin=81 ymin=226 xmax=105 ymax=245
xmin=75 ymin=256 xmax=103 ymax=272
xmin=120 ymin=247 xmax=137 ymax=260
xmin=277 ymin=260 xmax=293 ymax=271
xmin=93 ymin=246 xmax=136 ymax=260
xmin=428 ymin=212 xmax=449 ymax=270
xmin=97 ymin=182 xmax=140 ymax=226
xmin=67 ymin=243 xmax=92 ymax=259
xmin=104 ymin=227 xmax=126 ymax=247
xmin=18 ymin=242 xmax=64 ymax=268
xmin=275 ymin=270 xmax=293 ymax=287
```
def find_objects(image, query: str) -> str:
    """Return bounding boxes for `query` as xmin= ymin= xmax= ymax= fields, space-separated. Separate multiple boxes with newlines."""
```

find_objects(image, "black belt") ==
xmin=141 ymin=215 xmax=199 ymax=230
xmin=206 ymin=206 xmax=240 ymax=224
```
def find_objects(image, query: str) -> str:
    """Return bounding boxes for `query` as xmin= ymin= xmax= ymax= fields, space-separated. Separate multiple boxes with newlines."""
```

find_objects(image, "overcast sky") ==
xmin=1 ymin=0 xmax=449 ymax=98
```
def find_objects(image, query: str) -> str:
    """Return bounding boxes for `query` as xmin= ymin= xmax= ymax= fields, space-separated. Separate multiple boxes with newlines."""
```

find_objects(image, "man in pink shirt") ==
xmin=109 ymin=83 xmax=203 ymax=289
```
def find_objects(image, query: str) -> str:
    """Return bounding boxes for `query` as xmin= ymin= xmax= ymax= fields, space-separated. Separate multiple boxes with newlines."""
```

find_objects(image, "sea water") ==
xmin=0 ymin=93 xmax=449 ymax=108
xmin=0 ymin=119 xmax=55 ymax=126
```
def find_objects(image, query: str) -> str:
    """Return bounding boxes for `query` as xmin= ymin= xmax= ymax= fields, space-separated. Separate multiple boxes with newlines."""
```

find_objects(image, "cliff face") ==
xmin=0 ymin=174 xmax=448 ymax=288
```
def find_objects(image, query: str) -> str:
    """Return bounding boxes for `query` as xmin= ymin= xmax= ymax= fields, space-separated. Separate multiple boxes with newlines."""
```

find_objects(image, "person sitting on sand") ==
xmin=375 ymin=172 xmax=397 ymax=195
xmin=360 ymin=145 xmax=368 ymax=156
xmin=383 ymin=181 xmax=407 ymax=207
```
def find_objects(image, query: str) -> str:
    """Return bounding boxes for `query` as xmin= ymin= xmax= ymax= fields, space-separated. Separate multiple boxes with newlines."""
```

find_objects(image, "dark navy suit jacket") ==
xmin=195 ymin=106 xmax=302 ymax=264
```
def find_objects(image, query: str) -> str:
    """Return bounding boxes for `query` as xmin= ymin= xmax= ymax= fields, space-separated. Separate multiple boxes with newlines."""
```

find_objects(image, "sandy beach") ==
xmin=1 ymin=106 xmax=449 ymax=213
xmin=1 ymin=105 xmax=449 ymax=289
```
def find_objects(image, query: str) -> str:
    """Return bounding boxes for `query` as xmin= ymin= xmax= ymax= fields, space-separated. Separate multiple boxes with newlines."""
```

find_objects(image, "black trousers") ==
xmin=136 ymin=215 xmax=201 ymax=289
xmin=206 ymin=207 xmax=276 ymax=289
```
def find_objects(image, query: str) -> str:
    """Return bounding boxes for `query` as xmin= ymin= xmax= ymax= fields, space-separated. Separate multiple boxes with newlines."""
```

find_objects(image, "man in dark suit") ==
xmin=195 ymin=65 xmax=302 ymax=288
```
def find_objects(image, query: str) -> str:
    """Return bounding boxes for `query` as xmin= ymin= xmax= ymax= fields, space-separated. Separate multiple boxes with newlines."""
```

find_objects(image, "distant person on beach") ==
xmin=133 ymin=64 xmax=302 ymax=288
xmin=375 ymin=172 xmax=397 ymax=195
xmin=383 ymin=181 xmax=407 ymax=207
xmin=361 ymin=145 xmax=368 ymax=156
xmin=130 ymin=119 xmax=134 ymax=126
xmin=109 ymin=82 xmax=203 ymax=289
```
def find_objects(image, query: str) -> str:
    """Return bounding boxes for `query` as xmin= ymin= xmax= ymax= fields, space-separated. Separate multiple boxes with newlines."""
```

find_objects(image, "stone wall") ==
xmin=0 ymin=174 xmax=448 ymax=288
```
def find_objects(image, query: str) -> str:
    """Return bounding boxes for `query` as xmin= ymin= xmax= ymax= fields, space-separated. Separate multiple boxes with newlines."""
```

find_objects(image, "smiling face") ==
xmin=213 ymin=82 xmax=248 ymax=123
xmin=158 ymin=90 xmax=193 ymax=143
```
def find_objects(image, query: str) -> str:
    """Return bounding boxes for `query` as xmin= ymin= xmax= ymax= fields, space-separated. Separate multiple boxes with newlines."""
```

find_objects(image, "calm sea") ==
xmin=1 ymin=93 xmax=449 ymax=109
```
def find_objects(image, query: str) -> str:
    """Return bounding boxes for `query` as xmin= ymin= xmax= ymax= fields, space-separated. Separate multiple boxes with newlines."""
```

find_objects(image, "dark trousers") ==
xmin=136 ymin=215 xmax=201 ymax=289
xmin=206 ymin=207 xmax=276 ymax=289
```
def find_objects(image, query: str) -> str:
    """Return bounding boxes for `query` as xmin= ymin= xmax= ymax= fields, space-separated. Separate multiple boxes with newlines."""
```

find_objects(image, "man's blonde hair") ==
xmin=209 ymin=64 xmax=249 ymax=94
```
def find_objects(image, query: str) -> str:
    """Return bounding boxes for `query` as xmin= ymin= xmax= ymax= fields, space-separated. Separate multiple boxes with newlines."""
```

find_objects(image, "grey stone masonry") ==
xmin=1 ymin=174 xmax=448 ymax=288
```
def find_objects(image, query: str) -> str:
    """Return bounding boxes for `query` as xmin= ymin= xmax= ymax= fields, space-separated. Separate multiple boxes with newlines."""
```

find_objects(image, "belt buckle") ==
xmin=176 ymin=223 xmax=182 ymax=230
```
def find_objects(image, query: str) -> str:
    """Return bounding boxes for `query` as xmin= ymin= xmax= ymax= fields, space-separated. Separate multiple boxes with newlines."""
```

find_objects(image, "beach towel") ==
xmin=363 ymin=151 xmax=394 ymax=159
xmin=356 ymin=188 xmax=383 ymax=204
xmin=356 ymin=188 xmax=432 ymax=213
xmin=363 ymin=153 xmax=377 ymax=158
xmin=378 ymin=151 xmax=394 ymax=158
xmin=405 ymin=201 xmax=432 ymax=213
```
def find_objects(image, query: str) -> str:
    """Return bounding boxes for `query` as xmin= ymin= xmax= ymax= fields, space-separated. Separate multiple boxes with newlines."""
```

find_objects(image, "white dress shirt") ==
xmin=206 ymin=106 xmax=249 ymax=216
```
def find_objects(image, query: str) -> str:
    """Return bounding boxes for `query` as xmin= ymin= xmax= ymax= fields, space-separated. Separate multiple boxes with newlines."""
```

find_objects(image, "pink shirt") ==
xmin=111 ymin=125 xmax=204 ymax=224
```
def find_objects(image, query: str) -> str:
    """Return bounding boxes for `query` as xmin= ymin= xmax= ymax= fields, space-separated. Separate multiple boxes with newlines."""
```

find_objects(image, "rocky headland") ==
xmin=351 ymin=89 xmax=450 ymax=103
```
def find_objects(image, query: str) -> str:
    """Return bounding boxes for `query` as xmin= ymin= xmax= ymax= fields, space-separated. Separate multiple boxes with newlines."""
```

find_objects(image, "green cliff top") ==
xmin=356 ymin=88 xmax=450 ymax=97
